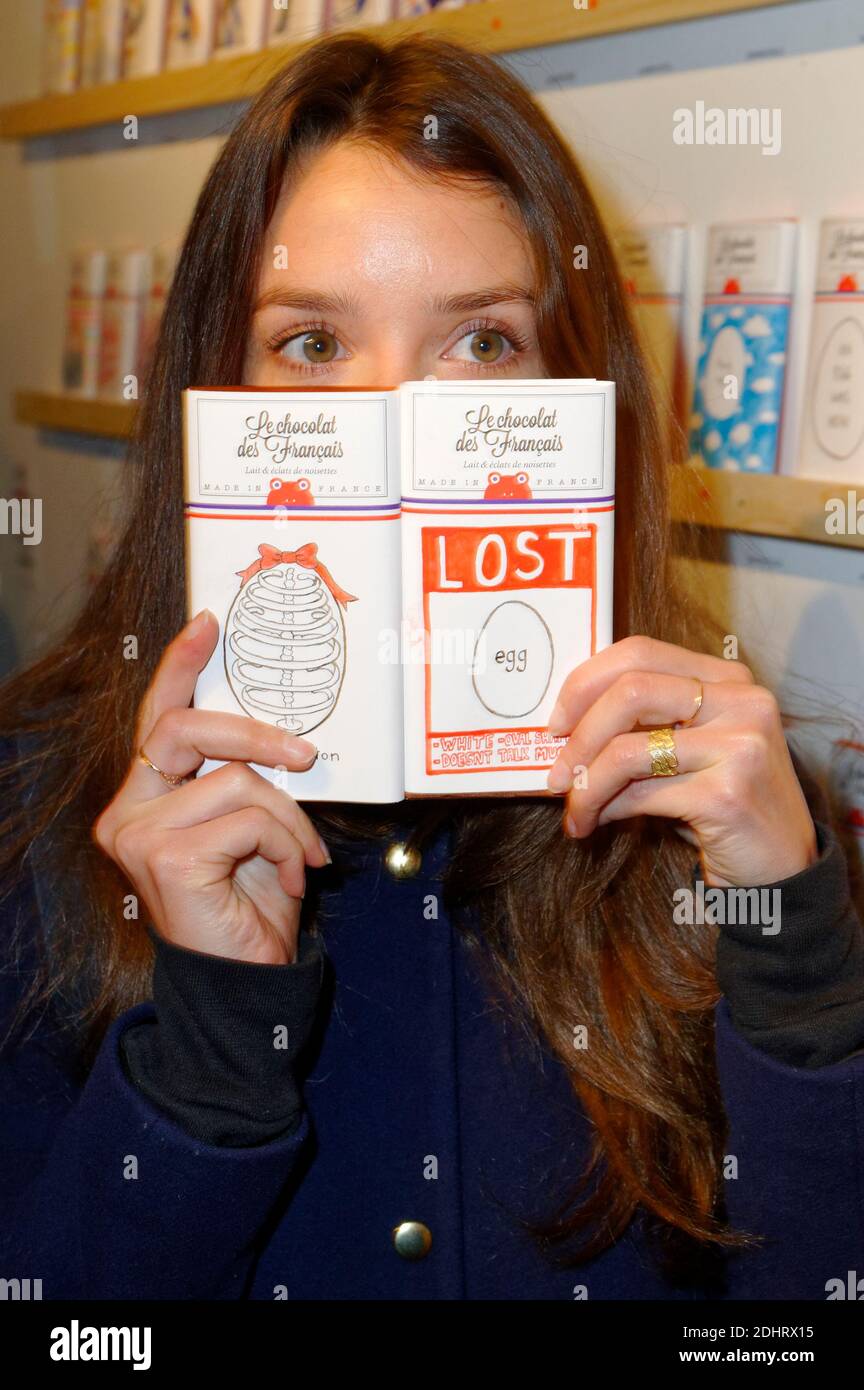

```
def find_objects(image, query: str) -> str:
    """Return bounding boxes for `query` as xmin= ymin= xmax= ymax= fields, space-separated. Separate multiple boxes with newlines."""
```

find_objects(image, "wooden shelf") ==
xmin=671 ymin=466 xmax=864 ymax=551
xmin=0 ymin=0 xmax=799 ymax=139
xmin=14 ymin=392 xmax=861 ymax=550
xmin=14 ymin=391 xmax=136 ymax=439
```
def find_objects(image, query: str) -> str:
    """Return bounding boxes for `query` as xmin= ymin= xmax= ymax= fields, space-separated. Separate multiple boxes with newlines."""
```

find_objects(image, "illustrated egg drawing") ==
xmin=225 ymin=563 xmax=346 ymax=735
xmin=701 ymin=325 xmax=746 ymax=422
xmin=812 ymin=316 xmax=864 ymax=462
xmin=471 ymin=600 xmax=554 ymax=719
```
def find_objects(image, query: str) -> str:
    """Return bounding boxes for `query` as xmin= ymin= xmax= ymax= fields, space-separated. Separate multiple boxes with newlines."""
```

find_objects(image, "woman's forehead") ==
xmin=257 ymin=142 xmax=532 ymax=298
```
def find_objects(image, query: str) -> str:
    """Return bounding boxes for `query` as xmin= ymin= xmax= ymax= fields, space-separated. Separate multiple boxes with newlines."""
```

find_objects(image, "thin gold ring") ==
xmin=647 ymin=726 xmax=679 ymax=777
xmin=676 ymin=678 xmax=704 ymax=729
xmin=138 ymin=747 xmax=190 ymax=787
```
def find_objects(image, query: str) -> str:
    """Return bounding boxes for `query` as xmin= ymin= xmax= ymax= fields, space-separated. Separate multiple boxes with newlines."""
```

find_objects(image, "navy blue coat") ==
xmin=1 ymin=736 xmax=863 ymax=1301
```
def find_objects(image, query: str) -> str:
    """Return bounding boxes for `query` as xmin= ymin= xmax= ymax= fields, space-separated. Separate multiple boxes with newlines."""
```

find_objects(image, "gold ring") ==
xmin=647 ymin=726 xmax=679 ymax=777
xmin=138 ymin=747 xmax=190 ymax=787
xmin=677 ymin=677 xmax=704 ymax=728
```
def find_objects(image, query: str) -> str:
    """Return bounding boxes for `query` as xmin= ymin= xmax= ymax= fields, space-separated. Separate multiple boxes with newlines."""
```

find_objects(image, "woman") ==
xmin=0 ymin=32 xmax=861 ymax=1301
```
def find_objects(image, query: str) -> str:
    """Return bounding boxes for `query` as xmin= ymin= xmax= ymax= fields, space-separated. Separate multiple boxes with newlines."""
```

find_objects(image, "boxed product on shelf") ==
xmin=97 ymin=249 xmax=152 ymax=399
xmin=121 ymin=0 xmax=170 ymax=76
xmin=395 ymin=1 xmax=483 ymax=14
xmin=43 ymin=0 xmax=85 ymax=94
xmin=796 ymin=219 xmax=864 ymax=483
xmin=267 ymin=0 xmax=327 ymax=43
xmin=323 ymin=0 xmax=396 ymax=26
xmin=183 ymin=378 xmax=614 ymax=802
xmin=616 ymin=224 xmax=687 ymax=429
xmin=79 ymin=0 xmax=125 ymax=83
xmin=689 ymin=219 xmax=797 ymax=474
xmin=62 ymin=249 xmax=108 ymax=397
xmin=165 ymin=0 xmax=216 ymax=68
xmin=85 ymin=502 xmax=120 ymax=589
xmin=212 ymin=0 xmax=269 ymax=55
xmin=138 ymin=241 xmax=180 ymax=380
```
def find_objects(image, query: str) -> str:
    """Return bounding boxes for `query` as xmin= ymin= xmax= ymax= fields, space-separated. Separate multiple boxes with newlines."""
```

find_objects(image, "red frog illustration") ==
xmin=266 ymin=477 xmax=315 ymax=507
xmin=837 ymin=274 xmax=859 ymax=293
xmin=483 ymin=470 xmax=533 ymax=500
xmin=722 ymin=277 xmax=742 ymax=295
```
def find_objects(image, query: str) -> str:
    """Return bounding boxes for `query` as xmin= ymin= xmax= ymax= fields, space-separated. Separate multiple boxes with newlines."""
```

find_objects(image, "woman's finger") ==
xmin=134 ymin=609 xmax=220 ymax=749
xmin=122 ymin=759 xmax=330 ymax=867
xmin=129 ymin=707 xmax=317 ymax=809
xmin=547 ymin=670 xmax=711 ymax=792
xmin=548 ymin=634 xmax=753 ymax=736
xmin=560 ymin=726 xmax=716 ymax=837
xmin=591 ymin=773 xmax=696 ymax=835
xmin=176 ymin=806 xmax=309 ymax=901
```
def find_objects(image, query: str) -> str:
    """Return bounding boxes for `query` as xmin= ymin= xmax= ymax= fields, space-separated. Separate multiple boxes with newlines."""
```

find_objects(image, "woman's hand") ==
xmin=546 ymin=635 xmax=818 ymax=888
xmin=93 ymin=610 xmax=331 ymax=965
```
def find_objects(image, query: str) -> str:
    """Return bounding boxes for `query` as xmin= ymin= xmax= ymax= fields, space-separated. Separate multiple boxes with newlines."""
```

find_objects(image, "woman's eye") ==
xmin=448 ymin=328 xmax=510 ymax=365
xmin=278 ymin=329 xmax=345 ymax=365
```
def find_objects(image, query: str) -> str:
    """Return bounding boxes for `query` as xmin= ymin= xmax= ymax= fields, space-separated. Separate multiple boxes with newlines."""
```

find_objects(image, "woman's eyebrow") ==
xmin=252 ymin=285 xmax=536 ymax=315
xmin=428 ymin=287 xmax=536 ymax=314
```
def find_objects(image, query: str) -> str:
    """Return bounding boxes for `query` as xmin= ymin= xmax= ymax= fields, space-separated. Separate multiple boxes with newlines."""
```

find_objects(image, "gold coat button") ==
xmin=392 ymin=1221 xmax=433 ymax=1260
xmin=383 ymin=841 xmax=422 ymax=878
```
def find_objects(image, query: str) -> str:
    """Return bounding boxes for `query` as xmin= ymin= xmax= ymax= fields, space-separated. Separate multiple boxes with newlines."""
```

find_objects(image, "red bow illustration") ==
xmin=236 ymin=542 xmax=358 ymax=607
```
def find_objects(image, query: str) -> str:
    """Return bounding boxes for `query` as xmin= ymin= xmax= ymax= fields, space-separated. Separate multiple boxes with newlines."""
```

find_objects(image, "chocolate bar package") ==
xmin=184 ymin=378 xmax=615 ymax=801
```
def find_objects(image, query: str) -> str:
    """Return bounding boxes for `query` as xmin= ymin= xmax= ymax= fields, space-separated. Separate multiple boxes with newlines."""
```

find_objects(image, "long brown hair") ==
xmin=0 ymin=32 xmax=740 ymax=1272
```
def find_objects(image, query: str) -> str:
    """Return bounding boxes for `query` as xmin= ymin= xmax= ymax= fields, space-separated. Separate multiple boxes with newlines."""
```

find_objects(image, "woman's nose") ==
xmin=351 ymin=361 xmax=419 ymax=387
xmin=343 ymin=344 xmax=434 ymax=388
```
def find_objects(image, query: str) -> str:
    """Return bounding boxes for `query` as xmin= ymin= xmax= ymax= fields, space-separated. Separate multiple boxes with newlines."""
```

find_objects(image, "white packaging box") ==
xmin=796 ymin=219 xmax=864 ymax=482
xmin=212 ymin=0 xmax=269 ymax=55
xmin=164 ymin=0 xmax=216 ymax=67
xmin=121 ymin=0 xmax=169 ymax=76
xmin=267 ymin=0 xmax=326 ymax=43
xmin=395 ymin=1 xmax=478 ymax=15
xmin=323 ymin=0 xmax=397 ymax=28
xmin=184 ymin=379 xmax=615 ymax=803
xmin=138 ymin=241 xmax=180 ymax=381
xmin=79 ymin=0 xmax=124 ymax=83
xmin=44 ymin=0 xmax=84 ymax=93
xmin=690 ymin=220 xmax=797 ymax=473
xmin=62 ymin=249 xmax=108 ymax=397
xmin=617 ymin=224 xmax=687 ymax=425
xmin=97 ymin=249 xmax=152 ymax=398
xmin=185 ymin=387 xmax=405 ymax=803
xmin=399 ymin=379 xmax=615 ymax=797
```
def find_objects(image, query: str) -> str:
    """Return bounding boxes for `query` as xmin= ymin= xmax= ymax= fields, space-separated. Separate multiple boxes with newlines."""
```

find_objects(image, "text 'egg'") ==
xmin=471 ymin=600 xmax=554 ymax=718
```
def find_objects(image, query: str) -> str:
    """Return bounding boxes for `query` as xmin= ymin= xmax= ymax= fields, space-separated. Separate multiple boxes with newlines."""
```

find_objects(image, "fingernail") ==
xmin=285 ymin=736 xmax=317 ymax=764
xmin=317 ymin=834 xmax=332 ymax=864
xmin=547 ymin=701 xmax=567 ymax=736
xmin=547 ymin=760 xmax=573 ymax=793
xmin=183 ymin=609 xmax=213 ymax=641
xmin=563 ymin=814 xmax=579 ymax=838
